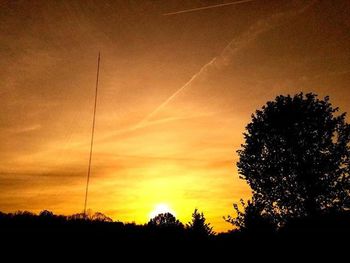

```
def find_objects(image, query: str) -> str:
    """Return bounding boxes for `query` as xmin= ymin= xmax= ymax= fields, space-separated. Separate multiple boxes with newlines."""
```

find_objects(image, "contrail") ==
xmin=47 ymin=1 xmax=318 ymax=159
xmin=137 ymin=57 xmax=217 ymax=127
xmin=139 ymin=1 xmax=318 ymax=127
xmin=163 ymin=0 xmax=255 ymax=16
xmin=217 ymin=0 xmax=318 ymax=67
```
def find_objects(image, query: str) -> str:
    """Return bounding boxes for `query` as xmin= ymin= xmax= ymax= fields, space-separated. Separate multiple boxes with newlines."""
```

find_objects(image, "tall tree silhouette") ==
xmin=187 ymin=209 xmax=214 ymax=237
xmin=237 ymin=93 xmax=350 ymax=221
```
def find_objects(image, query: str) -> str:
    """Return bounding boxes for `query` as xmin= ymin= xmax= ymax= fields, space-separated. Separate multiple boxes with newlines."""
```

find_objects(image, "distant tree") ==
xmin=68 ymin=210 xmax=112 ymax=222
xmin=68 ymin=212 xmax=86 ymax=220
xmin=91 ymin=212 xmax=113 ymax=222
xmin=14 ymin=210 xmax=35 ymax=218
xmin=237 ymin=93 xmax=350 ymax=222
xmin=187 ymin=209 xmax=214 ymax=237
xmin=39 ymin=210 xmax=54 ymax=218
xmin=148 ymin=212 xmax=183 ymax=228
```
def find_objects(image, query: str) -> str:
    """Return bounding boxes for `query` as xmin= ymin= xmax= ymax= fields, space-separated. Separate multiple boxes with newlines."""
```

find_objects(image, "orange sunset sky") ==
xmin=1 ymin=0 xmax=350 ymax=232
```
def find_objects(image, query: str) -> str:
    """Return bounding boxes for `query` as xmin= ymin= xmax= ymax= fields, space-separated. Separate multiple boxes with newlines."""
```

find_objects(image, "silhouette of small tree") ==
xmin=148 ymin=212 xmax=183 ymax=228
xmin=187 ymin=209 xmax=214 ymax=237
xmin=238 ymin=93 xmax=350 ymax=222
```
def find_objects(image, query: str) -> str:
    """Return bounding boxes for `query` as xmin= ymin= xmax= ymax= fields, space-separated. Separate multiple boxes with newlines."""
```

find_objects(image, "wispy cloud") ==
xmin=92 ymin=109 xmax=220 ymax=144
xmin=14 ymin=124 xmax=42 ymax=134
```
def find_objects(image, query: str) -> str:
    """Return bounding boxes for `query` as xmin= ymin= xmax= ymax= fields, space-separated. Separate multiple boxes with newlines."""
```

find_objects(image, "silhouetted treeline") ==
xmin=0 ymin=209 xmax=217 ymax=260
xmin=1 ymin=209 xmax=350 ymax=261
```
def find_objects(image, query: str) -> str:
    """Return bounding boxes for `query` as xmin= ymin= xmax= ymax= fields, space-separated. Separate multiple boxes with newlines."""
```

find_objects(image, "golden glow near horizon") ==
xmin=1 ymin=1 xmax=350 ymax=232
xmin=149 ymin=203 xmax=176 ymax=219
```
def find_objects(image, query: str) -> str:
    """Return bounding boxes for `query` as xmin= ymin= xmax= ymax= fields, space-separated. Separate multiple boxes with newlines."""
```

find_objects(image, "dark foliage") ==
xmin=187 ymin=209 xmax=214 ymax=237
xmin=2 ymin=209 xmax=349 ymax=261
xmin=67 ymin=210 xmax=113 ymax=222
xmin=148 ymin=212 xmax=183 ymax=228
xmin=237 ymin=93 xmax=350 ymax=222
xmin=147 ymin=212 xmax=185 ymax=239
xmin=224 ymin=198 xmax=276 ymax=233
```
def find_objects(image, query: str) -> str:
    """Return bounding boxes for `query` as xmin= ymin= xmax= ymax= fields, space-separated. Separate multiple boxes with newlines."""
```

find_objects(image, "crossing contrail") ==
xmin=57 ymin=1 xmax=318 ymax=153
xmin=163 ymin=0 xmax=255 ymax=16
xmin=138 ymin=1 xmax=317 ymax=127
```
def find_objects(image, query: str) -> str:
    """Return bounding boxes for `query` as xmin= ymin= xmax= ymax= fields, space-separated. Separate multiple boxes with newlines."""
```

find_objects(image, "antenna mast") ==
xmin=84 ymin=52 xmax=101 ymax=217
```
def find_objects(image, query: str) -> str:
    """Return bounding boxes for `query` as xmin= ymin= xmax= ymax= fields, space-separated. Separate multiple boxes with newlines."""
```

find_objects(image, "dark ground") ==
xmin=1 ymin=211 xmax=349 ymax=262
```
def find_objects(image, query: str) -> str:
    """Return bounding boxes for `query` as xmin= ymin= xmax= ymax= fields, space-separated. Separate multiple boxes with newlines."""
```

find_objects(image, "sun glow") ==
xmin=149 ymin=203 xmax=176 ymax=219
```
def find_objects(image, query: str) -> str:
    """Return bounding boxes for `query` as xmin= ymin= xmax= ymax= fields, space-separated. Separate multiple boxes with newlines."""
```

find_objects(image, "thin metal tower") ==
xmin=84 ymin=52 xmax=101 ymax=217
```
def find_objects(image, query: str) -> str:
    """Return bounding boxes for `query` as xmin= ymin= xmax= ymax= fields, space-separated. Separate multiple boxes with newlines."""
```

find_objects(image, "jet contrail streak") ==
xmin=163 ymin=0 xmax=255 ymax=16
xmin=139 ymin=1 xmax=317 ymax=128
xmin=136 ymin=57 xmax=217 ymax=127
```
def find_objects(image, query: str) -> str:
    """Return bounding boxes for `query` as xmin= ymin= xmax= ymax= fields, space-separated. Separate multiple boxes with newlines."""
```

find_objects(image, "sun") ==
xmin=149 ymin=203 xmax=176 ymax=219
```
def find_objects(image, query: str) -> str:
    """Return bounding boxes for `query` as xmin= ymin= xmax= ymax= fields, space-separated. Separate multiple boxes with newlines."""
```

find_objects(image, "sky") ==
xmin=1 ymin=0 xmax=350 ymax=232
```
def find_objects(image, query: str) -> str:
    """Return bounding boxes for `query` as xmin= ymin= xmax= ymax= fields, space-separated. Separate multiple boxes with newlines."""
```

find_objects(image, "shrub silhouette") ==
xmin=225 ymin=198 xmax=276 ymax=233
xmin=187 ymin=209 xmax=214 ymax=237
xmin=237 ymin=93 xmax=350 ymax=222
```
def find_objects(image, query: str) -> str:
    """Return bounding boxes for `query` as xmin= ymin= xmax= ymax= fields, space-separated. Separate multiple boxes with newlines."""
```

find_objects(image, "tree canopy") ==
xmin=187 ymin=209 xmax=214 ymax=237
xmin=148 ymin=212 xmax=183 ymax=228
xmin=237 ymin=93 xmax=350 ymax=221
